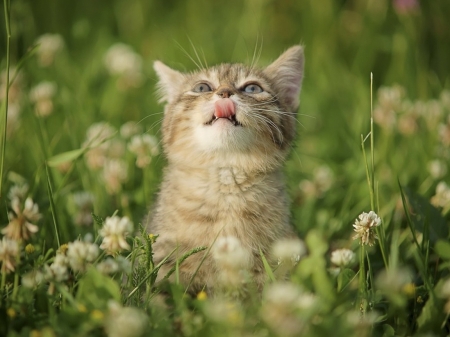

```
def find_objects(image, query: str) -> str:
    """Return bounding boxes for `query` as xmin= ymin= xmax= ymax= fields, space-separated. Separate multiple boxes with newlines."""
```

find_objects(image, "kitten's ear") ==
xmin=154 ymin=61 xmax=185 ymax=104
xmin=264 ymin=45 xmax=304 ymax=112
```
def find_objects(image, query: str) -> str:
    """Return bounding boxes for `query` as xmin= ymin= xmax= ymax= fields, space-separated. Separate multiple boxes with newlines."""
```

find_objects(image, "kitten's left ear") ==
xmin=154 ymin=61 xmax=185 ymax=104
xmin=264 ymin=45 xmax=304 ymax=112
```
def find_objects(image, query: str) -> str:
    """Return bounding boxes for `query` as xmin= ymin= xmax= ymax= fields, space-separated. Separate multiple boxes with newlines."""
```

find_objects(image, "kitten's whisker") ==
xmin=136 ymin=112 xmax=165 ymax=126
xmin=188 ymin=36 xmax=206 ymax=70
xmin=147 ymin=119 xmax=164 ymax=133
xmin=254 ymin=108 xmax=307 ymax=130
xmin=174 ymin=40 xmax=204 ymax=71
xmin=243 ymin=109 xmax=283 ymax=145
xmin=248 ymin=98 xmax=279 ymax=106
xmin=250 ymin=35 xmax=263 ymax=70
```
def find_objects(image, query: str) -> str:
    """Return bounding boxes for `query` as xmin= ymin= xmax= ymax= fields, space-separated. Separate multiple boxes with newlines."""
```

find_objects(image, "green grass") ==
xmin=1 ymin=0 xmax=450 ymax=336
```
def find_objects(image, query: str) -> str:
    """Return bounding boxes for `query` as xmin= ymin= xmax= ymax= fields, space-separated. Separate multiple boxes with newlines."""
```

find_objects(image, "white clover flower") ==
xmin=120 ymin=121 xmax=143 ymax=139
xmin=1 ymin=67 xmax=24 ymax=136
xmin=430 ymin=181 xmax=450 ymax=211
xmin=440 ymin=90 xmax=450 ymax=109
xmin=96 ymin=258 xmax=119 ymax=275
xmin=264 ymin=282 xmax=302 ymax=307
xmin=397 ymin=112 xmax=418 ymax=136
xmin=67 ymin=241 xmax=99 ymax=272
xmin=35 ymin=33 xmax=64 ymax=67
xmin=116 ymin=255 xmax=131 ymax=274
xmin=299 ymin=165 xmax=334 ymax=198
xmin=22 ymin=270 xmax=44 ymax=288
xmin=352 ymin=211 xmax=381 ymax=246
xmin=99 ymin=216 xmax=133 ymax=254
xmin=104 ymin=43 xmax=143 ymax=76
xmin=271 ymin=238 xmax=306 ymax=265
xmin=102 ymin=159 xmax=128 ymax=195
xmin=330 ymin=248 xmax=355 ymax=268
xmin=0 ymin=237 xmax=20 ymax=274
xmin=427 ymin=160 xmax=447 ymax=180
xmin=204 ymin=297 xmax=243 ymax=326
xmin=84 ymin=122 xmax=116 ymax=149
xmin=45 ymin=253 xmax=69 ymax=282
xmin=212 ymin=236 xmax=251 ymax=270
xmin=2 ymin=197 xmax=41 ymax=241
xmin=104 ymin=43 xmax=144 ymax=90
xmin=261 ymin=282 xmax=313 ymax=336
xmin=128 ymin=134 xmax=159 ymax=168
xmin=438 ymin=115 xmax=450 ymax=147
xmin=439 ymin=278 xmax=450 ymax=299
xmin=212 ymin=236 xmax=252 ymax=287
xmin=83 ymin=122 xmax=117 ymax=170
xmin=8 ymin=183 xmax=29 ymax=201
xmin=104 ymin=301 xmax=147 ymax=337
xmin=29 ymin=81 xmax=57 ymax=117
xmin=72 ymin=191 xmax=94 ymax=226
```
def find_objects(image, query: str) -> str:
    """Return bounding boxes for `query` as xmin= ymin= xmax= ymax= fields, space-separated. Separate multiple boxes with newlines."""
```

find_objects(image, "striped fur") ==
xmin=147 ymin=46 xmax=304 ymax=294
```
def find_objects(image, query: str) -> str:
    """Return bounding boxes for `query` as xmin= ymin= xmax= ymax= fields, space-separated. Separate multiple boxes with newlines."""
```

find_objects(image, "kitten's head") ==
xmin=154 ymin=45 xmax=304 ymax=171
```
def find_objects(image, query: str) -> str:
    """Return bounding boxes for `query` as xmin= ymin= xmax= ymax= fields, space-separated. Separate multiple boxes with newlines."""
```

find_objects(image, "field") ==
xmin=1 ymin=0 xmax=450 ymax=336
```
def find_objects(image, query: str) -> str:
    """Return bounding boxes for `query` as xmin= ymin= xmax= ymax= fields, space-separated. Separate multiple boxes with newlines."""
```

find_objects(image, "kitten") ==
xmin=147 ymin=45 xmax=304 ymax=294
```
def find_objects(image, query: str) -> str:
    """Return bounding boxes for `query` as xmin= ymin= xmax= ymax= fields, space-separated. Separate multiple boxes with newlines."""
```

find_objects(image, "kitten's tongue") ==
xmin=214 ymin=98 xmax=235 ymax=118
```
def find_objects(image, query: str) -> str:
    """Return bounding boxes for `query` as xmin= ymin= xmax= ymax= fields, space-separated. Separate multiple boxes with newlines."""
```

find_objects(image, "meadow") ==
xmin=1 ymin=0 xmax=450 ymax=336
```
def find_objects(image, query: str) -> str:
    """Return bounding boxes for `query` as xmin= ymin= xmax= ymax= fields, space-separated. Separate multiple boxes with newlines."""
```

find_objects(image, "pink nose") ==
xmin=214 ymin=98 xmax=235 ymax=118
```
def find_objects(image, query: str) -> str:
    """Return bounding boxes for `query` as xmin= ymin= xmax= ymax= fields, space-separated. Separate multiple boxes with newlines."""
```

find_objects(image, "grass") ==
xmin=1 ymin=0 xmax=450 ymax=336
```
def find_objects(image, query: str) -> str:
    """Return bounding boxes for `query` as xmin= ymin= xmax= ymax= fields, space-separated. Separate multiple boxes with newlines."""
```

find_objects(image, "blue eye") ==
xmin=193 ymin=83 xmax=212 ymax=93
xmin=243 ymin=83 xmax=263 ymax=94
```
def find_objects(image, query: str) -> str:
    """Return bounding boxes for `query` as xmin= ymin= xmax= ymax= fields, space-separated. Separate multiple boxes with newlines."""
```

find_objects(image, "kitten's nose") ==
xmin=216 ymin=87 xmax=234 ymax=98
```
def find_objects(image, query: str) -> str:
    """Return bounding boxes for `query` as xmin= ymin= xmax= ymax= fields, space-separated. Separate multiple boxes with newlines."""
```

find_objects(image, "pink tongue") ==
xmin=214 ymin=98 xmax=235 ymax=118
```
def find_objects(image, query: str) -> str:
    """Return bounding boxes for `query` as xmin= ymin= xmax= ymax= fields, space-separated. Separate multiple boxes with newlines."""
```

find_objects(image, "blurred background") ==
xmin=1 ymin=0 xmax=449 ymax=243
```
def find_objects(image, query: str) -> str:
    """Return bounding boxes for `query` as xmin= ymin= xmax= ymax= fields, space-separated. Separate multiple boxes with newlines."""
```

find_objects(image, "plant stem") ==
xmin=0 ymin=0 xmax=11 ymax=197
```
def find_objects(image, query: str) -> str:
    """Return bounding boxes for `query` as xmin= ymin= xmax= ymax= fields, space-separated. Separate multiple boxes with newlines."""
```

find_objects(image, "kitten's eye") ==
xmin=193 ymin=83 xmax=212 ymax=93
xmin=243 ymin=83 xmax=263 ymax=94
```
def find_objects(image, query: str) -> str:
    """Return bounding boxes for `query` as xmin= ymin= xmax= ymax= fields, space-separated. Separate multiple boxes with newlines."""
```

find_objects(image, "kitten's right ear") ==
xmin=154 ymin=61 xmax=185 ymax=104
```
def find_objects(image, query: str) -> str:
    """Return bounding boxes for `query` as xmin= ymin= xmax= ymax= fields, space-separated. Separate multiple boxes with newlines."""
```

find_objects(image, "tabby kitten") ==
xmin=147 ymin=45 xmax=304 ymax=294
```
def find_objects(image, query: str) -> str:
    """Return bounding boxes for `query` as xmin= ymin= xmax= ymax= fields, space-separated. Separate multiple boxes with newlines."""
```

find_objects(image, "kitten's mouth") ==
xmin=205 ymin=115 xmax=242 ymax=127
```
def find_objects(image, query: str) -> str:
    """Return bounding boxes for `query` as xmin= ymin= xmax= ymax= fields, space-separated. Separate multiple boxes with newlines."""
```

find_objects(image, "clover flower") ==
xmin=431 ymin=181 xmax=450 ymax=211
xmin=428 ymin=160 xmax=447 ymax=180
xmin=120 ymin=121 xmax=143 ymax=139
xmin=330 ymin=248 xmax=355 ymax=267
xmin=0 ymin=237 xmax=20 ymax=273
xmin=102 ymin=159 xmax=128 ymax=195
xmin=3 ymin=197 xmax=41 ymax=241
xmin=299 ymin=165 xmax=334 ymax=198
xmin=352 ymin=211 xmax=381 ymax=246
xmin=104 ymin=43 xmax=144 ymax=90
xmin=204 ymin=297 xmax=244 ymax=326
xmin=35 ymin=34 xmax=64 ymax=67
xmin=83 ymin=122 xmax=117 ymax=170
xmin=271 ymin=237 xmax=306 ymax=266
xmin=438 ymin=115 xmax=450 ymax=147
xmin=22 ymin=270 xmax=44 ymax=288
xmin=212 ymin=236 xmax=251 ymax=287
xmin=29 ymin=81 xmax=57 ymax=117
xmin=67 ymin=241 xmax=99 ymax=272
xmin=261 ymin=282 xmax=316 ymax=336
xmin=44 ymin=253 xmax=69 ymax=282
xmin=128 ymin=134 xmax=159 ymax=168
xmin=104 ymin=301 xmax=147 ymax=337
xmin=1 ymin=67 xmax=24 ymax=136
xmin=99 ymin=216 xmax=133 ymax=254
xmin=71 ymin=191 xmax=95 ymax=226
xmin=439 ymin=278 xmax=450 ymax=314
xmin=8 ymin=183 xmax=29 ymax=201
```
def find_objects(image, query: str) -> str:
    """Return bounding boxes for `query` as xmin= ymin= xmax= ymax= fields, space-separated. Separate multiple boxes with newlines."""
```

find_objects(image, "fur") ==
xmin=146 ymin=46 xmax=304 ymax=294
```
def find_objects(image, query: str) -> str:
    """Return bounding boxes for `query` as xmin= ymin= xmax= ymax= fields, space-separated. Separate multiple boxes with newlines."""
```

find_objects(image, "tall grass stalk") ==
xmin=0 ymin=0 xmax=11 ymax=197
